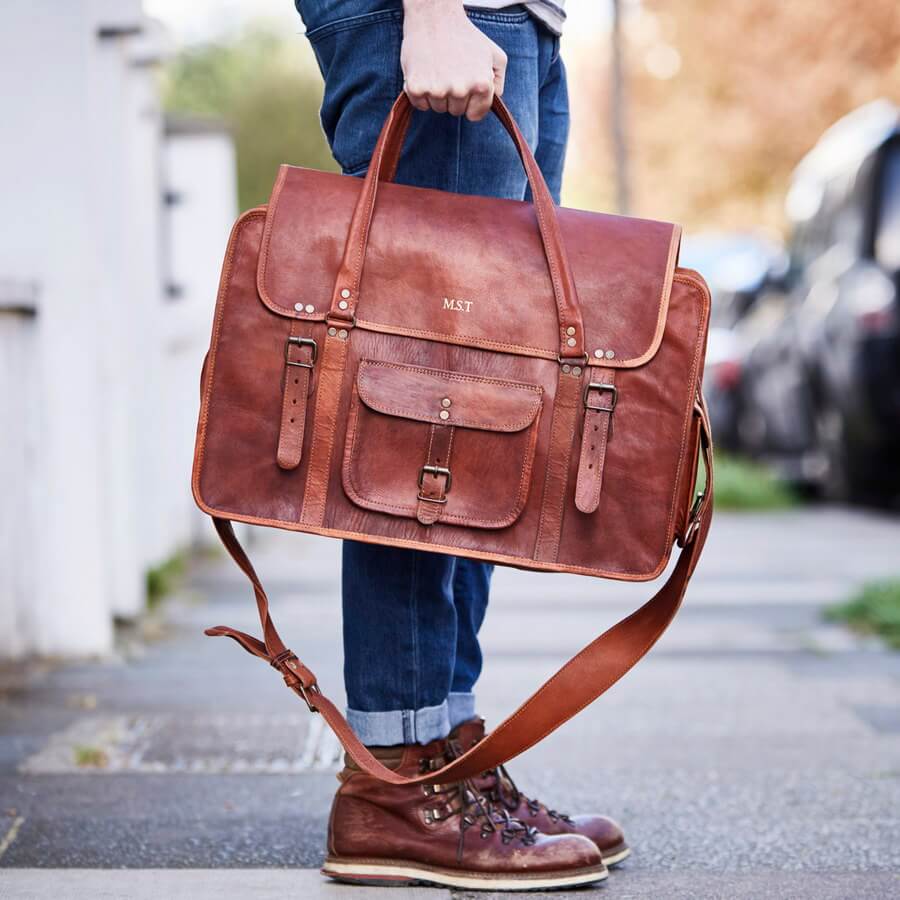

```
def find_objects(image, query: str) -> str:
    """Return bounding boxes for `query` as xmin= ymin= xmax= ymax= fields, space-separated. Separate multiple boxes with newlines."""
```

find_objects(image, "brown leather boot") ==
xmin=449 ymin=718 xmax=631 ymax=867
xmin=322 ymin=738 xmax=608 ymax=890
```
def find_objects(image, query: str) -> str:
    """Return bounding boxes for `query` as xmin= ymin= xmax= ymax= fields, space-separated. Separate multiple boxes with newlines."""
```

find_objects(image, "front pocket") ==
xmin=342 ymin=360 xmax=543 ymax=528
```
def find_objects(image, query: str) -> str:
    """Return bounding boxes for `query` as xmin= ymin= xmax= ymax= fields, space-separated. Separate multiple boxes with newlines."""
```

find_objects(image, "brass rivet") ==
xmin=566 ymin=326 xmax=576 ymax=336
xmin=294 ymin=302 xmax=303 ymax=312
xmin=439 ymin=409 xmax=450 ymax=420
xmin=340 ymin=288 xmax=351 ymax=299
xmin=338 ymin=329 xmax=348 ymax=339
xmin=441 ymin=398 xmax=451 ymax=408
xmin=561 ymin=364 xmax=571 ymax=373
xmin=327 ymin=327 xmax=337 ymax=336
xmin=594 ymin=349 xmax=604 ymax=358
xmin=338 ymin=300 xmax=349 ymax=310
xmin=288 ymin=661 xmax=296 ymax=669
xmin=605 ymin=349 xmax=615 ymax=359
xmin=305 ymin=304 xmax=315 ymax=314
xmin=566 ymin=337 xmax=577 ymax=347
xmin=572 ymin=366 xmax=582 ymax=376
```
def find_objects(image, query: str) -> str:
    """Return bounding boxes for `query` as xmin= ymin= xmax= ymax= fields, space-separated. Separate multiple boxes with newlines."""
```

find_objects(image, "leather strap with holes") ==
xmin=575 ymin=370 xmax=616 ymax=514
xmin=276 ymin=323 xmax=316 ymax=470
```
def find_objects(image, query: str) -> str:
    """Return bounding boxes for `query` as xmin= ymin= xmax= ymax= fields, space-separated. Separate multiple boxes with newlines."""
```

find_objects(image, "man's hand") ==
xmin=401 ymin=0 xmax=507 ymax=121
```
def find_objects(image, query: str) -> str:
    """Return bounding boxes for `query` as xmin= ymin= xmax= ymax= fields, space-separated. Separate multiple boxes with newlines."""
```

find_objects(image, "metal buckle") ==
xmin=294 ymin=680 xmax=322 ymax=713
xmin=583 ymin=382 xmax=618 ymax=412
xmin=684 ymin=491 xmax=705 ymax=543
xmin=285 ymin=336 xmax=317 ymax=368
xmin=557 ymin=352 xmax=589 ymax=366
xmin=417 ymin=464 xmax=452 ymax=500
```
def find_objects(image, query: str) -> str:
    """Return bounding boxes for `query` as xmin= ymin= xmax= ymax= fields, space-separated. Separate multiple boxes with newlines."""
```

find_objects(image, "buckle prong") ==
xmin=285 ymin=336 xmax=318 ymax=369
xmin=418 ymin=465 xmax=452 ymax=493
xmin=583 ymin=381 xmax=617 ymax=412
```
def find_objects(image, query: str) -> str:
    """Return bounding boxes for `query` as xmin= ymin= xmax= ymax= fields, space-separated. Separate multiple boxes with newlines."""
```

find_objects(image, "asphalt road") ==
xmin=2 ymin=508 xmax=900 ymax=898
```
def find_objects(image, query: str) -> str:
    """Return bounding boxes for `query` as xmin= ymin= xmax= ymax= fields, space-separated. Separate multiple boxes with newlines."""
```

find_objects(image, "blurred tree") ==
xmin=566 ymin=0 xmax=900 ymax=234
xmin=161 ymin=25 xmax=337 ymax=211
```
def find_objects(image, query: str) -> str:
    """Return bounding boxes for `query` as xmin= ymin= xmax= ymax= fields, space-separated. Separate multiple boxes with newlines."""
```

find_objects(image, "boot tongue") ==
xmin=342 ymin=738 xmax=449 ymax=775
xmin=448 ymin=716 xmax=486 ymax=749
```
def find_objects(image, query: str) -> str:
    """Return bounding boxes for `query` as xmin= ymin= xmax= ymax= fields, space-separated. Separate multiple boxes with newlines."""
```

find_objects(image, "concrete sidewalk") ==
xmin=2 ymin=508 xmax=900 ymax=898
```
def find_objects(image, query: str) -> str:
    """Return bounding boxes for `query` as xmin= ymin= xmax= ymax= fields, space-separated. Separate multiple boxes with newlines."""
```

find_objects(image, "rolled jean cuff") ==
xmin=347 ymin=699 xmax=451 ymax=747
xmin=448 ymin=692 xmax=477 ymax=730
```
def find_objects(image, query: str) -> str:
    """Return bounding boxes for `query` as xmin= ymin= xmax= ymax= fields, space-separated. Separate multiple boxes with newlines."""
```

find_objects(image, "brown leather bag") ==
xmin=192 ymin=94 xmax=714 ymax=785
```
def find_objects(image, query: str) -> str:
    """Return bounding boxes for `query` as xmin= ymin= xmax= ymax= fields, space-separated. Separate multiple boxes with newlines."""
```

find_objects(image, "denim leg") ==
xmin=529 ymin=40 xmax=569 ymax=206
xmin=448 ymin=559 xmax=493 ymax=729
xmin=298 ymin=2 xmax=568 ymax=746
xmin=343 ymin=542 xmax=458 ymax=745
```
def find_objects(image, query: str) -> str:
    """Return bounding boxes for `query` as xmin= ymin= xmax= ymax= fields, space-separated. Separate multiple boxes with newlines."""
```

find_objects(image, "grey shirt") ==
xmin=466 ymin=1 xmax=566 ymax=36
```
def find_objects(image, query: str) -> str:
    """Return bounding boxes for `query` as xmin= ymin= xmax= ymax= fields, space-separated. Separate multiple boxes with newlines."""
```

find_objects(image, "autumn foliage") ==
xmin=565 ymin=1 xmax=900 ymax=234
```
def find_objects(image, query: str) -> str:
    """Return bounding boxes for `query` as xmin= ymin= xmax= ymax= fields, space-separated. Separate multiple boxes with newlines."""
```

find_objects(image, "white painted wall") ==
xmin=0 ymin=1 xmax=236 ymax=658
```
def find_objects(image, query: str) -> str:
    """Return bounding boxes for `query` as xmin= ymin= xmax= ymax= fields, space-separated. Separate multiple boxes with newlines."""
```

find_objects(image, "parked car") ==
xmin=737 ymin=100 xmax=900 ymax=503
xmin=680 ymin=233 xmax=787 ymax=449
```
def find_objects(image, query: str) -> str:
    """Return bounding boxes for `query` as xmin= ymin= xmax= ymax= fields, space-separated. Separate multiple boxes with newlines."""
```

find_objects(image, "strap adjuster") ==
xmin=684 ymin=492 xmax=705 ymax=544
xmin=583 ymin=382 xmax=617 ymax=412
xmin=418 ymin=464 xmax=452 ymax=494
xmin=285 ymin=336 xmax=317 ymax=368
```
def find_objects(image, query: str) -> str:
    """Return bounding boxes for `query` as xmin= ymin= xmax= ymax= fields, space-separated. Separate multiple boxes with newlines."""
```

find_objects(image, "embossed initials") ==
xmin=443 ymin=296 xmax=473 ymax=313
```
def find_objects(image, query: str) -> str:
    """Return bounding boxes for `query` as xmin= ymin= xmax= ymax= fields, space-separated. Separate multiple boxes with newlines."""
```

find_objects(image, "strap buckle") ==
xmin=293 ymin=680 xmax=322 ymax=713
xmin=285 ymin=336 xmax=318 ymax=369
xmin=583 ymin=382 xmax=618 ymax=412
xmin=684 ymin=491 xmax=705 ymax=544
xmin=418 ymin=464 xmax=452 ymax=493
xmin=272 ymin=650 xmax=321 ymax=712
xmin=417 ymin=465 xmax=451 ymax=503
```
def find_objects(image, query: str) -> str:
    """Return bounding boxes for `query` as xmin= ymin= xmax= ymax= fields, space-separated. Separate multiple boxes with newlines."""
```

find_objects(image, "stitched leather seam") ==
xmin=193 ymin=499 xmax=675 ymax=582
xmin=356 ymin=319 xmax=557 ymax=360
xmin=344 ymin=403 xmax=537 ymax=527
xmin=301 ymin=335 xmax=349 ymax=525
xmin=655 ymin=273 xmax=710 ymax=559
xmin=548 ymin=377 xmax=579 ymax=561
xmin=534 ymin=371 xmax=579 ymax=559
xmin=257 ymin=167 xmax=287 ymax=310
xmin=359 ymin=359 xmax=543 ymax=393
xmin=357 ymin=360 xmax=542 ymax=431
xmin=257 ymin=171 xmax=681 ymax=369
xmin=192 ymin=208 xmax=266 ymax=505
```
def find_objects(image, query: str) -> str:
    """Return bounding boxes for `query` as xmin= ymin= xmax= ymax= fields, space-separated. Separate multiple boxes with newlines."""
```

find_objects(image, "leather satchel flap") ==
xmin=356 ymin=360 xmax=542 ymax=432
xmin=257 ymin=166 xmax=682 ymax=368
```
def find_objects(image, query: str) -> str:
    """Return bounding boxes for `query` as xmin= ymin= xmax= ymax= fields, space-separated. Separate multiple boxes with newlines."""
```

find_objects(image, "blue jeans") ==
xmin=296 ymin=1 xmax=569 ymax=745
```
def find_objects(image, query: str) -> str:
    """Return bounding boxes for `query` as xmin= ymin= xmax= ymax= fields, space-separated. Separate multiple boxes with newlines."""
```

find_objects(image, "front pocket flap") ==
xmin=356 ymin=360 xmax=542 ymax=432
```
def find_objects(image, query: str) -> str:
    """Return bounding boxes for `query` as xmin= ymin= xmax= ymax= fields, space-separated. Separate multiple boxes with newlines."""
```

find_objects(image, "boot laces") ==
xmin=429 ymin=745 xmax=539 ymax=862
xmin=486 ymin=760 xmax=575 ymax=826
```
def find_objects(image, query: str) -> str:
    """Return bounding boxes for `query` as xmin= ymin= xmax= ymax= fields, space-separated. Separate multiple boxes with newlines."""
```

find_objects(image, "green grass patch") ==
xmin=145 ymin=551 xmax=187 ymax=609
xmin=73 ymin=745 xmax=108 ymax=769
xmin=707 ymin=452 xmax=798 ymax=511
xmin=825 ymin=579 xmax=900 ymax=650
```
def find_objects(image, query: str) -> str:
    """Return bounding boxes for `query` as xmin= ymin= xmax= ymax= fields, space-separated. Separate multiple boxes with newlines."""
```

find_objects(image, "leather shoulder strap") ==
xmin=205 ymin=400 xmax=713 ymax=786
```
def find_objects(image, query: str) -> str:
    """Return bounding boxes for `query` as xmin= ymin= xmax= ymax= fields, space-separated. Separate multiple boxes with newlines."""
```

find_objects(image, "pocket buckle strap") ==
xmin=418 ymin=464 xmax=452 ymax=495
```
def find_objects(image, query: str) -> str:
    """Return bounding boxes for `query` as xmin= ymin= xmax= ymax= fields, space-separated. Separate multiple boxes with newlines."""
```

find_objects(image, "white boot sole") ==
xmin=322 ymin=857 xmax=609 ymax=891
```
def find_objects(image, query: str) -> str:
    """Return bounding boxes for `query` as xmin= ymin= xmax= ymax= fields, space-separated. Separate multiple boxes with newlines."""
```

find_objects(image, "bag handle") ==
xmin=205 ymin=398 xmax=713 ymax=786
xmin=324 ymin=93 xmax=588 ymax=361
